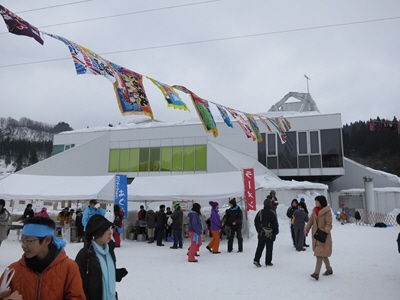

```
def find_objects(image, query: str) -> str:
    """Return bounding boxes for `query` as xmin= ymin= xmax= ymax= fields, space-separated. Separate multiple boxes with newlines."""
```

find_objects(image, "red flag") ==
xmin=243 ymin=168 xmax=256 ymax=211
xmin=0 ymin=5 xmax=44 ymax=45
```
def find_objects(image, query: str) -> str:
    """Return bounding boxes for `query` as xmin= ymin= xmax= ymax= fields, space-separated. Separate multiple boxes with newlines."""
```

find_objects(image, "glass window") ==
xmin=161 ymin=147 xmax=172 ymax=171
xmin=257 ymin=133 xmax=266 ymax=167
xmin=119 ymin=149 xmax=129 ymax=172
xmin=298 ymin=132 xmax=307 ymax=154
xmin=172 ymin=146 xmax=183 ymax=171
xmin=195 ymin=145 xmax=207 ymax=171
xmin=183 ymin=146 xmax=195 ymax=171
xmin=278 ymin=132 xmax=297 ymax=169
xmin=310 ymin=155 xmax=321 ymax=168
xmin=65 ymin=145 xmax=71 ymax=150
xmin=139 ymin=148 xmax=149 ymax=172
xmin=310 ymin=131 xmax=319 ymax=154
xmin=109 ymin=149 xmax=119 ymax=172
xmin=267 ymin=134 xmax=276 ymax=155
xmin=321 ymin=129 xmax=343 ymax=167
xmin=128 ymin=148 xmax=139 ymax=172
xmin=149 ymin=147 xmax=160 ymax=171
xmin=298 ymin=156 xmax=309 ymax=168
xmin=52 ymin=145 xmax=65 ymax=155
xmin=267 ymin=157 xmax=277 ymax=169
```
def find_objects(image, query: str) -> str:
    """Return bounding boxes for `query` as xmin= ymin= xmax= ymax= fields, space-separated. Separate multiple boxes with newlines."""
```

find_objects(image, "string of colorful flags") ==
xmin=0 ymin=4 xmax=291 ymax=143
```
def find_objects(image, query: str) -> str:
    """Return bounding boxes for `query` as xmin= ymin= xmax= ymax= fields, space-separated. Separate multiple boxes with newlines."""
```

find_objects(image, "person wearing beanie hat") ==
xmin=155 ymin=205 xmax=167 ymax=246
xmin=206 ymin=201 xmax=221 ymax=254
xmin=35 ymin=207 xmax=49 ymax=218
xmin=0 ymin=199 xmax=11 ymax=247
xmin=187 ymin=203 xmax=203 ymax=262
xmin=226 ymin=198 xmax=244 ymax=253
xmin=75 ymin=214 xmax=128 ymax=300
xmin=253 ymin=198 xmax=279 ymax=267
xmin=304 ymin=195 xmax=333 ymax=280
xmin=1 ymin=216 xmax=86 ymax=299
xmin=170 ymin=203 xmax=184 ymax=249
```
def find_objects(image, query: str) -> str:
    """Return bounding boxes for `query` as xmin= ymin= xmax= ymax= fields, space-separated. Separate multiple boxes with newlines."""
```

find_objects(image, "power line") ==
xmin=0 ymin=15 xmax=399 ymax=69
xmin=14 ymin=0 xmax=93 ymax=14
xmin=0 ymin=0 xmax=221 ymax=33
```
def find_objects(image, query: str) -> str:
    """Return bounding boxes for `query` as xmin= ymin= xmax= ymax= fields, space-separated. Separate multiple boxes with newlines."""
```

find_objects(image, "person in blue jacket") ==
xmin=82 ymin=200 xmax=106 ymax=232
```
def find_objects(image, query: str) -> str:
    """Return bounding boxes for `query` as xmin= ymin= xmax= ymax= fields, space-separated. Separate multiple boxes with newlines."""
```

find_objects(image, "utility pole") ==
xmin=304 ymin=74 xmax=310 ymax=94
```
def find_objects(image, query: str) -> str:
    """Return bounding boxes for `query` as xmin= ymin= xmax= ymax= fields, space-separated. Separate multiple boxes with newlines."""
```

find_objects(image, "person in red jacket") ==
xmin=35 ymin=207 xmax=49 ymax=218
xmin=0 ymin=216 xmax=85 ymax=299
xmin=113 ymin=204 xmax=124 ymax=247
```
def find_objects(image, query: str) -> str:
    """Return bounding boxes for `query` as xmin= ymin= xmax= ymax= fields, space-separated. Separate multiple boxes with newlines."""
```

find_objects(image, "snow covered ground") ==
xmin=1 ymin=208 xmax=399 ymax=300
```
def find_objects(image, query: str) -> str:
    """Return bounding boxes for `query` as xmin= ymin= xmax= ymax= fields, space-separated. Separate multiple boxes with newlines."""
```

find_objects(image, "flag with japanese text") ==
xmin=0 ymin=5 xmax=44 ymax=45
xmin=214 ymin=103 xmax=233 ymax=128
xmin=44 ymin=32 xmax=152 ymax=117
xmin=225 ymin=107 xmax=255 ymax=140
xmin=244 ymin=113 xmax=262 ymax=143
xmin=243 ymin=168 xmax=256 ymax=211
xmin=148 ymin=78 xmax=189 ymax=111
xmin=173 ymin=85 xmax=218 ymax=138
xmin=115 ymin=174 xmax=128 ymax=219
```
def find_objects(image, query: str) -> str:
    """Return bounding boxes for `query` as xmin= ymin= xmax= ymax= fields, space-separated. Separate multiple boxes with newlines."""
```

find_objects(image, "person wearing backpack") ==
xmin=286 ymin=199 xmax=298 ymax=247
xmin=253 ymin=199 xmax=279 ymax=267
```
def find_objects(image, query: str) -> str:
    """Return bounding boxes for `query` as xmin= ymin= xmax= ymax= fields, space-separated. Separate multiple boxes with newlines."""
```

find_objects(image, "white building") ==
xmin=5 ymin=92 xmax=400 ymax=214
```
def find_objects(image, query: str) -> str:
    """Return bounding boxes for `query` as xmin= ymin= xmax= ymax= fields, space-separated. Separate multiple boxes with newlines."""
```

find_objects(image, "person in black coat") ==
xmin=397 ymin=213 xmax=400 ymax=254
xmin=253 ymin=199 xmax=279 ymax=267
xmin=155 ymin=205 xmax=167 ymax=246
xmin=75 ymin=214 xmax=128 ymax=300
xmin=286 ymin=199 xmax=298 ymax=247
xmin=170 ymin=203 xmax=183 ymax=249
xmin=22 ymin=203 xmax=34 ymax=220
xmin=226 ymin=198 xmax=243 ymax=253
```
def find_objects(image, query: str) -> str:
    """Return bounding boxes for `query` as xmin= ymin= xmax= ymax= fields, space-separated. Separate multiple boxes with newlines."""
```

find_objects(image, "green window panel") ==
xmin=161 ymin=147 xmax=172 ymax=171
xmin=128 ymin=148 xmax=139 ymax=172
xmin=109 ymin=149 xmax=119 ymax=172
xmin=183 ymin=145 xmax=195 ymax=171
xmin=119 ymin=149 xmax=129 ymax=172
xmin=195 ymin=145 xmax=207 ymax=171
xmin=172 ymin=146 xmax=183 ymax=171
xmin=52 ymin=145 xmax=65 ymax=155
xmin=150 ymin=147 xmax=161 ymax=171
xmin=139 ymin=148 xmax=150 ymax=172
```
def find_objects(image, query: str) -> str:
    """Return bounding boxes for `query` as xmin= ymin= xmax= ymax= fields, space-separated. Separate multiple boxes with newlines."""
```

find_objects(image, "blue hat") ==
xmin=300 ymin=198 xmax=305 ymax=202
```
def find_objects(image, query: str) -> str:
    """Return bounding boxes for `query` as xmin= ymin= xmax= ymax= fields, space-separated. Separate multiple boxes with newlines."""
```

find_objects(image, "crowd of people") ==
xmin=1 ymin=193 xmax=399 ymax=299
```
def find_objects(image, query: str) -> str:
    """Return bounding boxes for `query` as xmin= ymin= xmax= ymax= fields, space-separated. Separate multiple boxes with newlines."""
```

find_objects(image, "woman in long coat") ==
xmin=304 ymin=195 xmax=333 ymax=280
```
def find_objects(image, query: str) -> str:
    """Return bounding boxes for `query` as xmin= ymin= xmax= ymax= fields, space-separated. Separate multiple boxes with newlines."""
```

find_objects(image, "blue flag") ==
xmin=114 ymin=174 xmax=128 ymax=219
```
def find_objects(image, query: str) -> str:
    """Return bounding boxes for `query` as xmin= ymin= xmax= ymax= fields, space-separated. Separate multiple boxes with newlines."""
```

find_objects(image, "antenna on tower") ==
xmin=304 ymin=74 xmax=311 ymax=94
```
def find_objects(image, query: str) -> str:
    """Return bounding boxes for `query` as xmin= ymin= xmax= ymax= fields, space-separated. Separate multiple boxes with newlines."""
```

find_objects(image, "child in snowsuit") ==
xmin=293 ymin=202 xmax=309 ymax=251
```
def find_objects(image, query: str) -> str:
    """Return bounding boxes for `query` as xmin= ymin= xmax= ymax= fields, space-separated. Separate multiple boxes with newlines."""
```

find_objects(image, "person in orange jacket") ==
xmin=0 ymin=216 xmax=86 ymax=299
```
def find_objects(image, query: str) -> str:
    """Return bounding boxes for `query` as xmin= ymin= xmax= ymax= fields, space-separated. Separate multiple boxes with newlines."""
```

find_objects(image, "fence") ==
xmin=347 ymin=209 xmax=399 ymax=226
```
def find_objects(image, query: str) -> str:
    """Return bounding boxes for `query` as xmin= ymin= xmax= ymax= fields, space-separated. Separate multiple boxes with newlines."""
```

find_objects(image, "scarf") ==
xmin=314 ymin=206 xmax=321 ymax=216
xmin=231 ymin=205 xmax=239 ymax=211
xmin=22 ymin=224 xmax=66 ymax=249
xmin=92 ymin=241 xmax=116 ymax=300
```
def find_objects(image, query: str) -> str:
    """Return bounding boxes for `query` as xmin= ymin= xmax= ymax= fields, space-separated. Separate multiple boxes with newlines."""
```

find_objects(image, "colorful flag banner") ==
xmin=0 ymin=5 xmax=44 ymax=45
xmin=244 ymin=113 xmax=262 ymax=143
xmin=173 ymin=85 xmax=218 ymax=138
xmin=148 ymin=78 xmax=189 ymax=111
xmin=281 ymin=116 xmax=291 ymax=131
xmin=115 ymin=174 xmax=128 ymax=220
xmin=214 ymin=103 xmax=233 ymax=128
xmin=225 ymin=107 xmax=255 ymax=140
xmin=44 ymin=32 xmax=152 ymax=117
xmin=268 ymin=117 xmax=288 ymax=144
xmin=109 ymin=62 xmax=153 ymax=119
xmin=257 ymin=115 xmax=273 ymax=132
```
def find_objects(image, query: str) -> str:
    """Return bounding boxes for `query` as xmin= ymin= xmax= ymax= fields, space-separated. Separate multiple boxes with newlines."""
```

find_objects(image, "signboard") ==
xmin=114 ymin=174 xmax=128 ymax=219
xmin=243 ymin=168 xmax=256 ymax=211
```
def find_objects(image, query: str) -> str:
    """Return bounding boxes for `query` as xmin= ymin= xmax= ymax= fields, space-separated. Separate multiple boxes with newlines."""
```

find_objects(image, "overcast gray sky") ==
xmin=1 ymin=0 xmax=399 ymax=130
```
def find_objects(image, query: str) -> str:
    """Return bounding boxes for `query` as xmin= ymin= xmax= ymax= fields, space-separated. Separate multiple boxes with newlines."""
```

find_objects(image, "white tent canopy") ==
xmin=128 ymin=172 xmax=244 ymax=201
xmin=0 ymin=174 xmax=116 ymax=201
